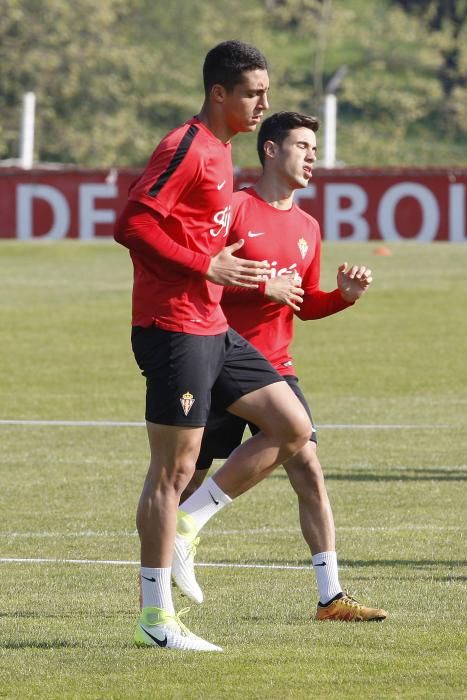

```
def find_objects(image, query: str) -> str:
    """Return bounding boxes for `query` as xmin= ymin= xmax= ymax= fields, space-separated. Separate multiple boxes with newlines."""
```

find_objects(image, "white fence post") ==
xmin=19 ymin=92 xmax=36 ymax=169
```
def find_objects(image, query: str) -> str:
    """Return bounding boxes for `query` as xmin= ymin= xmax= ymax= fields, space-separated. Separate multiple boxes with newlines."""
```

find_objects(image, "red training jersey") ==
xmin=115 ymin=117 xmax=233 ymax=334
xmin=221 ymin=187 xmax=352 ymax=375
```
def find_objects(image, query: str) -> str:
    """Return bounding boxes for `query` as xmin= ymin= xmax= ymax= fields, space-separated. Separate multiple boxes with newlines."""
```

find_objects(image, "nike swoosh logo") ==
xmin=315 ymin=562 xmax=326 ymax=567
xmin=208 ymin=490 xmax=220 ymax=506
xmin=140 ymin=625 xmax=168 ymax=647
xmin=247 ymin=231 xmax=265 ymax=238
xmin=217 ymin=180 xmax=226 ymax=190
xmin=142 ymin=576 xmax=156 ymax=582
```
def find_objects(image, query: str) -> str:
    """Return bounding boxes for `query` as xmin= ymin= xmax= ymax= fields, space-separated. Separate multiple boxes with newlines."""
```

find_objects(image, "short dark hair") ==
xmin=257 ymin=111 xmax=320 ymax=166
xmin=203 ymin=40 xmax=268 ymax=95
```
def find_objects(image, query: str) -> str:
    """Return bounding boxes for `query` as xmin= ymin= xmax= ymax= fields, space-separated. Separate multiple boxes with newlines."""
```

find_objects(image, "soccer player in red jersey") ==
xmin=115 ymin=46 xmax=312 ymax=650
xmin=175 ymin=111 xmax=387 ymax=622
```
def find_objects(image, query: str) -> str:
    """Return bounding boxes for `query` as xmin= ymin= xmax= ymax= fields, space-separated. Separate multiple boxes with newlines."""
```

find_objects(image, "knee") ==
xmin=299 ymin=415 xmax=313 ymax=446
xmin=172 ymin=460 xmax=197 ymax=494
xmin=283 ymin=412 xmax=313 ymax=456
xmin=147 ymin=457 xmax=197 ymax=496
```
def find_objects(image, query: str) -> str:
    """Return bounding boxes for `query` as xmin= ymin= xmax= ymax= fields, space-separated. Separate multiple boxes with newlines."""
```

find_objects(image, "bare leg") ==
xmin=137 ymin=422 xmax=204 ymax=566
xmin=212 ymin=382 xmax=311 ymax=497
xmin=283 ymin=442 xmax=335 ymax=554
xmin=171 ymin=382 xmax=309 ymax=602
xmin=180 ymin=442 xmax=335 ymax=554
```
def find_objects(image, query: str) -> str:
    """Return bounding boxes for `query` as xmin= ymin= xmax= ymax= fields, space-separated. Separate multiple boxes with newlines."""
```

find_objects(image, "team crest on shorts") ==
xmin=297 ymin=238 xmax=308 ymax=259
xmin=180 ymin=391 xmax=195 ymax=416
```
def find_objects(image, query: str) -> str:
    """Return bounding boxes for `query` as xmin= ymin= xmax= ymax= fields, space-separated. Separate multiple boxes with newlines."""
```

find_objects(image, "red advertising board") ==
xmin=0 ymin=166 xmax=465 ymax=241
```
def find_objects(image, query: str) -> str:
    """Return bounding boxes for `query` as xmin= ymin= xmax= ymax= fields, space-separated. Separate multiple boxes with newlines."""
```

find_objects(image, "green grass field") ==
xmin=0 ymin=241 xmax=465 ymax=699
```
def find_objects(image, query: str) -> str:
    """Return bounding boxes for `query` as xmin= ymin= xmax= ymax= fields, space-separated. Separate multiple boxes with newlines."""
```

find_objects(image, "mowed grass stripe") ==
xmin=0 ymin=523 xmax=462 ymax=538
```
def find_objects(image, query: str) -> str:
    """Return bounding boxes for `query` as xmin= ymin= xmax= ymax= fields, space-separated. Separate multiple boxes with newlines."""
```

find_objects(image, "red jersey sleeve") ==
xmin=114 ymin=201 xmax=210 ymax=275
xmin=296 ymin=227 xmax=354 ymax=320
xmin=221 ymin=281 xmax=267 ymax=303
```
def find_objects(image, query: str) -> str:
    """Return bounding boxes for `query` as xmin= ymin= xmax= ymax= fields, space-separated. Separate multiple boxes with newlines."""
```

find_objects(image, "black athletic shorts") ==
xmin=195 ymin=374 xmax=317 ymax=469
xmin=131 ymin=325 xmax=284 ymax=426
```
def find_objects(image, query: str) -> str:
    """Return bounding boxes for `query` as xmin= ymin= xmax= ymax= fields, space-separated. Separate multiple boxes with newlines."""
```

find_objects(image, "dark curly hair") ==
xmin=203 ymin=40 xmax=268 ymax=95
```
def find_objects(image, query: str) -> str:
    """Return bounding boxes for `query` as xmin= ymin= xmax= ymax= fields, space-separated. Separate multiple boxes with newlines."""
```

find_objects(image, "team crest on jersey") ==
xmin=297 ymin=238 xmax=308 ymax=259
xmin=180 ymin=391 xmax=195 ymax=416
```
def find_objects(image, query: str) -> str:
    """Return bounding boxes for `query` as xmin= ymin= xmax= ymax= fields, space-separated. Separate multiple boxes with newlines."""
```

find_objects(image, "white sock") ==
xmin=140 ymin=567 xmax=174 ymax=615
xmin=312 ymin=551 xmax=342 ymax=604
xmin=179 ymin=476 xmax=232 ymax=533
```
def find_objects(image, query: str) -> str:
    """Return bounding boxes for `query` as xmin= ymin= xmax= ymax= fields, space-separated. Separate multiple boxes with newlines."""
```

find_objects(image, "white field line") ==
xmin=0 ymin=419 xmax=458 ymax=429
xmin=0 ymin=557 xmax=311 ymax=570
xmin=0 ymin=420 xmax=146 ymax=427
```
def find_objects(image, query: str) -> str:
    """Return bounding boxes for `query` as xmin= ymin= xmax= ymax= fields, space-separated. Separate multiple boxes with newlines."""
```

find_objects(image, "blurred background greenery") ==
xmin=1 ymin=0 xmax=466 ymax=168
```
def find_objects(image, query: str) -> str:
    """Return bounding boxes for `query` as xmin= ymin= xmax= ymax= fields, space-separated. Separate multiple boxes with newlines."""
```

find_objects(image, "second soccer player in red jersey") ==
xmin=174 ymin=111 xmax=387 ymax=622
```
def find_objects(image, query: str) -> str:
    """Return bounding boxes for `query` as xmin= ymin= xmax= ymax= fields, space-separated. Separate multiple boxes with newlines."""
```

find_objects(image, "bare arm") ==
xmin=114 ymin=202 xmax=210 ymax=274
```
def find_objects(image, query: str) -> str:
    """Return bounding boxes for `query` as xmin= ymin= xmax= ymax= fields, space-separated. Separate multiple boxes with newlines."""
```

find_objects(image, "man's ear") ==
xmin=210 ymin=84 xmax=227 ymax=104
xmin=264 ymin=140 xmax=278 ymax=160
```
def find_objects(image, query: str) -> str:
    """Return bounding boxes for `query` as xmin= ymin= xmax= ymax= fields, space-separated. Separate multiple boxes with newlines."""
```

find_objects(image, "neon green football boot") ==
xmin=135 ymin=606 xmax=222 ymax=651
xmin=172 ymin=510 xmax=204 ymax=603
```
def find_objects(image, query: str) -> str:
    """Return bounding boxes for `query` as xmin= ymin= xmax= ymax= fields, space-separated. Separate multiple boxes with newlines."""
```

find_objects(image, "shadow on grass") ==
xmin=0 ymin=612 xmax=65 ymax=619
xmin=302 ymin=559 xmax=467 ymax=581
xmin=0 ymin=609 xmax=135 ymax=622
xmin=436 ymin=575 xmax=467 ymax=582
xmin=273 ymin=467 xmax=466 ymax=482
xmin=338 ymin=558 xmax=466 ymax=569
xmin=0 ymin=639 xmax=82 ymax=649
xmin=235 ymin=558 xmax=466 ymax=571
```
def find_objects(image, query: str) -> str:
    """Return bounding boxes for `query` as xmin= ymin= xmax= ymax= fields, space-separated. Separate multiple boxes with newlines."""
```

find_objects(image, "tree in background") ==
xmin=0 ymin=0 xmax=465 ymax=167
xmin=391 ymin=0 xmax=467 ymax=134
xmin=0 ymin=0 xmax=276 ymax=166
xmin=265 ymin=0 xmax=332 ymax=103
xmin=1 ymin=1 xmax=140 ymax=163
